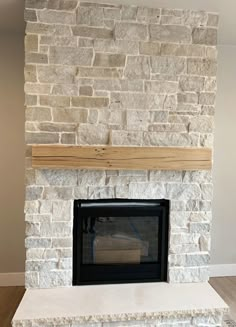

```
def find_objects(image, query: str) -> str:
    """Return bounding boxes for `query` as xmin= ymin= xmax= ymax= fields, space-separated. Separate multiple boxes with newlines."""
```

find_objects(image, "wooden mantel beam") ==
xmin=32 ymin=145 xmax=212 ymax=171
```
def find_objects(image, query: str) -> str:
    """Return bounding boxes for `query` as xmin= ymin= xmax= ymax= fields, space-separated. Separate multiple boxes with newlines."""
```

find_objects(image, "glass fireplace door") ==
xmin=73 ymin=199 xmax=169 ymax=285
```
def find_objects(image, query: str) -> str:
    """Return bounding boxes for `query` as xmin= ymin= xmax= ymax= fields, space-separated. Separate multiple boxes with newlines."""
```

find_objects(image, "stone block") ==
xmin=77 ymin=124 xmax=110 ymax=145
xmin=168 ymin=114 xmax=190 ymax=125
xmin=26 ymin=222 xmax=40 ymax=237
xmin=189 ymin=222 xmax=211 ymax=233
xmin=121 ymin=6 xmax=137 ymax=20
xmin=148 ymin=124 xmax=187 ymax=133
xmin=177 ymin=92 xmax=198 ymax=104
xmin=40 ymin=222 xmax=72 ymax=237
xmin=71 ymin=96 xmax=109 ymax=108
xmin=207 ymin=14 xmax=219 ymax=27
xmin=184 ymin=10 xmax=208 ymax=27
xmin=26 ymin=107 xmax=52 ymax=122
xmin=139 ymin=42 xmax=160 ymax=56
xmin=36 ymin=170 xmax=77 ymax=186
xmin=199 ymin=234 xmax=211 ymax=251
xmin=26 ymin=22 xmax=55 ymax=35
xmin=43 ymin=187 xmax=74 ymax=200
xmin=25 ymin=237 xmax=51 ymax=249
xmin=160 ymin=15 xmax=182 ymax=25
xmin=94 ymin=39 xmax=139 ymax=55
xmin=25 ymin=0 xmax=47 ymax=9
xmin=192 ymin=28 xmax=217 ymax=46
xmin=39 ymin=200 xmax=53 ymax=214
xmin=150 ymin=25 xmax=191 ymax=43
xmin=176 ymin=104 xmax=200 ymax=114
xmin=79 ymin=86 xmax=93 ymax=96
xmin=164 ymin=95 xmax=177 ymax=111
xmin=72 ymin=26 xmax=113 ymax=39
xmin=26 ymin=132 xmax=59 ymax=144
xmin=189 ymin=116 xmax=214 ymax=133
xmin=93 ymin=79 xmax=143 ymax=92
xmin=161 ymin=43 xmax=205 ymax=57
xmin=37 ymin=65 xmax=76 ymax=84
xmin=38 ymin=10 xmax=75 ymax=25
xmin=47 ymin=0 xmax=78 ymax=10
xmin=88 ymin=109 xmax=98 ymax=123
xmin=52 ymin=84 xmax=79 ymax=96
xmin=25 ymin=212 xmax=52 ymax=222
xmin=107 ymin=175 xmax=147 ymax=186
xmin=25 ymin=272 xmax=39 ymax=288
xmin=74 ymin=186 xmax=88 ymax=199
xmin=179 ymin=76 xmax=205 ymax=92
xmin=25 ymin=83 xmax=51 ymax=95
xmin=52 ymin=238 xmax=72 ymax=248
xmin=88 ymin=186 xmax=115 ymax=199
xmin=150 ymin=171 xmax=182 ymax=182
xmin=151 ymin=57 xmax=186 ymax=75
xmin=199 ymin=92 xmax=216 ymax=105
xmin=111 ymin=130 xmax=142 ymax=146
xmin=183 ymin=171 xmax=212 ymax=183
xmin=50 ymin=47 xmax=93 ymax=66
xmin=77 ymin=67 xmax=122 ymax=79
xmin=143 ymin=132 xmax=199 ymax=147
xmin=25 ymin=64 xmax=37 ymax=82
xmin=129 ymin=182 xmax=166 ymax=199
xmin=137 ymin=7 xmax=160 ymax=23
xmin=124 ymin=56 xmax=150 ymax=79
xmin=126 ymin=110 xmax=149 ymax=130
xmin=114 ymin=22 xmax=148 ymax=40
xmin=77 ymin=6 xmax=104 ymax=26
xmin=110 ymin=92 xmax=165 ymax=110
xmin=40 ymin=95 xmax=70 ymax=107
xmin=166 ymin=183 xmax=201 ymax=201
xmin=150 ymin=111 xmax=169 ymax=123
xmin=25 ymin=52 xmax=48 ymax=64
xmin=25 ymin=94 xmax=37 ymax=106
xmin=78 ymin=170 xmax=106 ymax=186
xmin=187 ymin=58 xmax=217 ymax=76
xmin=145 ymin=81 xmax=178 ymax=94
xmin=61 ymin=133 xmax=76 ymax=144
xmin=25 ymin=34 xmax=38 ymax=52
xmin=78 ymin=38 xmax=94 ymax=48
xmin=199 ymin=201 xmax=212 ymax=212
xmin=52 ymin=108 xmax=87 ymax=123
xmin=189 ymin=212 xmax=212 ymax=223
xmin=93 ymin=53 xmax=126 ymax=67
xmin=201 ymin=183 xmax=213 ymax=201
xmin=24 ymin=201 xmax=39 ymax=214
xmin=104 ymin=8 xmax=121 ymax=20
xmin=98 ymin=110 xmax=125 ymax=125
xmin=204 ymin=77 xmax=217 ymax=92
xmin=200 ymin=133 xmax=214 ymax=147
xmin=168 ymin=267 xmax=209 ymax=283
xmin=38 ymin=270 xmax=72 ymax=288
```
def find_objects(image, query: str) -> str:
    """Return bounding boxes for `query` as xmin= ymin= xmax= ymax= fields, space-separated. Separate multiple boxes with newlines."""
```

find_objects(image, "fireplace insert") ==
xmin=73 ymin=199 xmax=169 ymax=285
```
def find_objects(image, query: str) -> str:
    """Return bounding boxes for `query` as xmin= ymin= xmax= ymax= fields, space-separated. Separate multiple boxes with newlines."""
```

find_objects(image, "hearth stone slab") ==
xmin=12 ymin=282 xmax=228 ymax=327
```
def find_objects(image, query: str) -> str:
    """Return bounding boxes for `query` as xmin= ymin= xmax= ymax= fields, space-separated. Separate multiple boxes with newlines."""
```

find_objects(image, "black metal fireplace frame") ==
xmin=73 ymin=199 xmax=169 ymax=286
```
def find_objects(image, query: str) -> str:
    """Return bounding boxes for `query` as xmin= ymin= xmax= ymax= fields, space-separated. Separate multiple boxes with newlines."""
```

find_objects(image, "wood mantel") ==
xmin=32 ymin=145 xmax=212 ymax=170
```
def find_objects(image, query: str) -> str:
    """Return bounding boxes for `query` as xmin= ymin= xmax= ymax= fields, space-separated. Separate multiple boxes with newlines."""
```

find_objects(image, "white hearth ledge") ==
xmin=13 ymin=282 xmax=228 ymax=326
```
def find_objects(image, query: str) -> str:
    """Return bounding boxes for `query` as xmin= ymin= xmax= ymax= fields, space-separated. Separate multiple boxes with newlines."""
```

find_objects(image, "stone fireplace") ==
xmin=13 ymin=1 xmax=228 ymax=326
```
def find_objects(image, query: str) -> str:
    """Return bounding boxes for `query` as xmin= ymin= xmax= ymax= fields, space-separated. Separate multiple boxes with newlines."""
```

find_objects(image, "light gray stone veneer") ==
xmin=24 ymin=0 xmax=219 ymax=289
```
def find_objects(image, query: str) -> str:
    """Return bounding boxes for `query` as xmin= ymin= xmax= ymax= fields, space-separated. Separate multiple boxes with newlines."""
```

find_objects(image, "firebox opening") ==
xmin=73 ymin=199 xmax=169 ymax=286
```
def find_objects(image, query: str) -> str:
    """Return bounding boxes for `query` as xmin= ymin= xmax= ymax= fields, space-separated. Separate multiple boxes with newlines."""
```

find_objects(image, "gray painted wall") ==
xmin=211 ymin=45 xmax=236 ymax=265
xmin=0 ymin=34 xmax=25 ymax=273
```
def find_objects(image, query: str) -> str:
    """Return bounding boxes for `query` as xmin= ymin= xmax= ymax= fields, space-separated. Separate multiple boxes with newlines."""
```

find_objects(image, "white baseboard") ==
xmin=0 ymin=272 xmax=25 ymax=286
xmin=210 ymin=264 xmax=236 ymax=277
